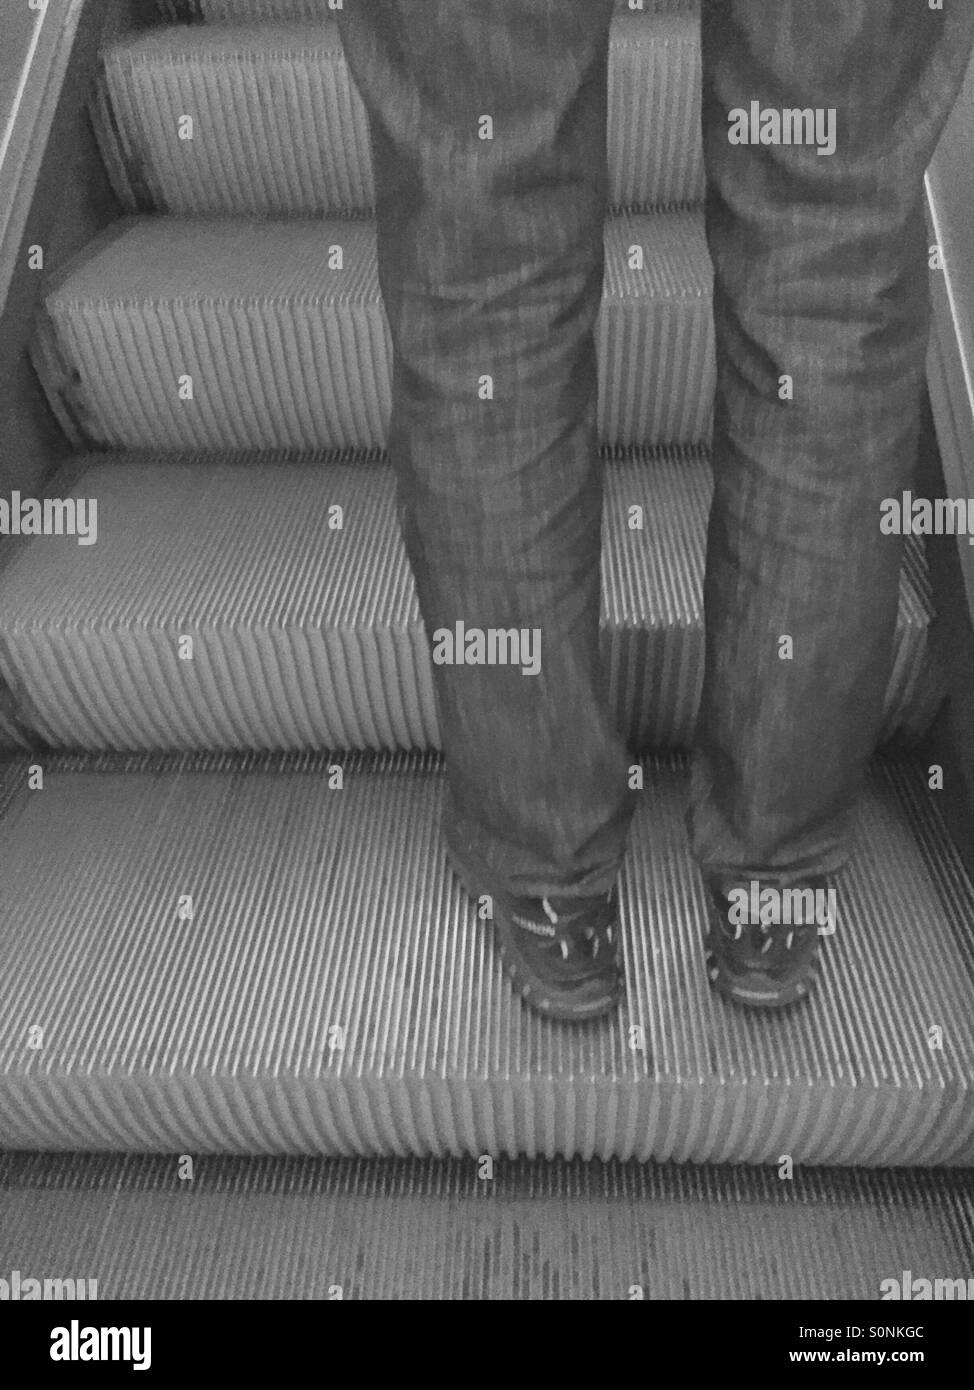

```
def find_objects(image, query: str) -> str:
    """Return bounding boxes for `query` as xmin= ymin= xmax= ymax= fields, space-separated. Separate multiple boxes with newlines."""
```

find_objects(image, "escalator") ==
xmin=1 ymin=0 xmax=973 ymax=1300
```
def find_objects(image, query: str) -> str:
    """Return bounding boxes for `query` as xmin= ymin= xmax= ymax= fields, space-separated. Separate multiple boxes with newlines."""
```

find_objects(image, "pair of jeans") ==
xmin=337 ymin=0 xmax=974 ymax=900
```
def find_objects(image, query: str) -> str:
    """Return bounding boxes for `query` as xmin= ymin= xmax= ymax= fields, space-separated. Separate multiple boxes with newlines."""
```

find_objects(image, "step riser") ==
xmin=0 ymin=617 xmax=938 ymax=754
xmin=31 ymin=214 xmax=714 ymax=455
xmin=96 ymin=15 xmax=703 ymax=218
xmin=1 ymin=752 xmax=971 ymax=1164
xmin=3 ymin=1073 xmax=971 ymax=1163
xmin=0 ymin=455 xmax=939 ymax=753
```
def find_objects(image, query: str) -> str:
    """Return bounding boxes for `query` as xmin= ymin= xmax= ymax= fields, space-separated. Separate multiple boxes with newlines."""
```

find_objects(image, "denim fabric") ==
xmin=690 ymin=0 xmax=974 ymax=887
xmin=337 ymin=0 xmax=974 ymax=900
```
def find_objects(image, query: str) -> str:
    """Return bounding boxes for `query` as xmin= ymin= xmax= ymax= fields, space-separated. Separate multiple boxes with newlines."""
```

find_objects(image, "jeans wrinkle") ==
xmin=338 ymin=0 xmax=974 ymax=900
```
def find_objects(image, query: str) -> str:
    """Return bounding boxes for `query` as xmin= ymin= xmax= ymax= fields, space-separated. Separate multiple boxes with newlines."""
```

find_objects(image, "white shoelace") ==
xmin=541 ymin=897 xmax=610 ymax=961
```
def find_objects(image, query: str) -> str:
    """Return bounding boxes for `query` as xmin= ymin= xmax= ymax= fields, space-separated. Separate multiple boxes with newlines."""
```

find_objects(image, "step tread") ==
xmin=111 ymin=9 xmax=690 ymax=53
xmin=1 ymin=1153 xmax=971 ymax=1299
xmin=0 ymin=449 xmax=937 ymax=751
xmin=166 ymin=0 xmax=696 ymax=21
xmin=42 ymin=210 xmax=710 ymax=307
xmin=0 ymin=448 xmax=932 ymax=631
xmin=0 ymin=749 xmax=972 ymax=1162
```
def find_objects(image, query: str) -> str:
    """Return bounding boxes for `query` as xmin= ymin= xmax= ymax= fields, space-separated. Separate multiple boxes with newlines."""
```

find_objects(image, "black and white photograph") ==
xmin=0 ymin=0 xmax=973 ymax=1353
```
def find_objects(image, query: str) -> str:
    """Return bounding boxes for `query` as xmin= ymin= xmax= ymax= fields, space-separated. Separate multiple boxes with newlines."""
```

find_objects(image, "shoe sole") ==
xmin=444 ymin=840 xmax=621 ymax=1023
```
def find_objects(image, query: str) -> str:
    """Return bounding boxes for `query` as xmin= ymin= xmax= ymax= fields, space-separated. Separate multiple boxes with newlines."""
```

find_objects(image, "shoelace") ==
xmin=538 ymin=894 xmax=614 ymax=962
xmin=728 ymin=921 xmax=797 ymax=952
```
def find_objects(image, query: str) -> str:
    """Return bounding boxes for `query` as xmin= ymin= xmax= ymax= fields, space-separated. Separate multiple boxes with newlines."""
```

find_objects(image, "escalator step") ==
xmin=95 ymin=11 xmax=702 ymax=217
xmin=0 ymin=749 xmax=972 ymax=1164
xmin=155 ymin=0 xmax=696 ymax=23
xmin=1 ymin=1152 xmax=971 ymax=1299
xmin=0 ymin=449 xmax=940 ymax=751
xmin=29 ymin=211 xmax=714 ymax=453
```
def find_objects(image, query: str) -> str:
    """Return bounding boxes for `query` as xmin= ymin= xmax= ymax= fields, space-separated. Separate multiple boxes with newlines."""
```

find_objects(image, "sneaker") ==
xmin=703 ymin=874 xmax=830 ymax=1009
xmin=446 ymin=842 xmax=622 ymax=1021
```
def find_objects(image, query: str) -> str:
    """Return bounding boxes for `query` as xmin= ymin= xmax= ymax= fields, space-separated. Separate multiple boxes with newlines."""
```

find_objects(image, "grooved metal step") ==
xmin=29 ymin=211 xmax=714 ymax=454
xmin=0 ymin=449 xmax=940 ymax=753
xmin=2 ymin=1153 xmax=971 ymax=1299
xmin=156 ymin=0 xmax=697 ymax=23
xmin=0 ymin=750 xmax=972 ymax=1163
xmin=93 ymin=13 xmax=703 ymax=218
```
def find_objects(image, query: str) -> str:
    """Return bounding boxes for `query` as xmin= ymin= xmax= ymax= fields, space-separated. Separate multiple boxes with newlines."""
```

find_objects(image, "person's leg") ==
xmin=691 ymin=0 xmax=974 ymax=891
xmin=337 ymin=0 xmax=632 ymax=910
